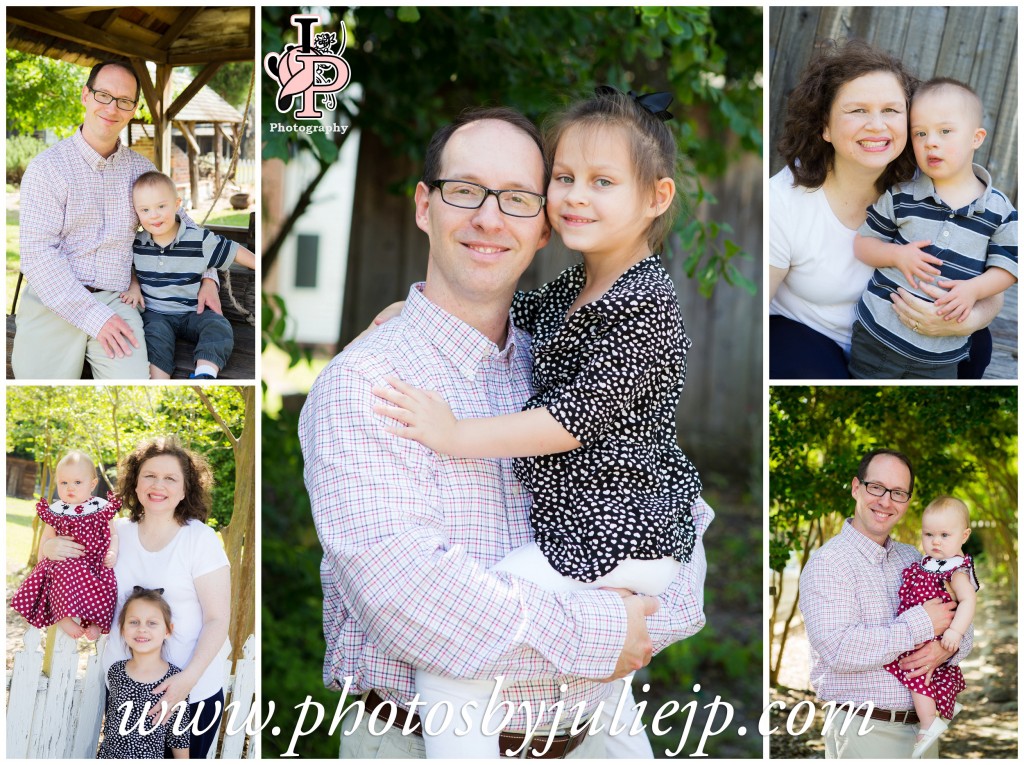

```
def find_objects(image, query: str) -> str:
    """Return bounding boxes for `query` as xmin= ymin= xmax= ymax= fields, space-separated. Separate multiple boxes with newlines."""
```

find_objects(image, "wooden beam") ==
xmin=7 ymin=7 xmax=168 ymax=63
xmin=155 ymin=63 xmax=174 ymax=173
xmin=83 ymin=8 xmax=121 ymax=32
xmin=130 ymin=58 xmax=160 ymax=119
xmin=155 ymin=8 xmax=202 ymax=50
xmin=166 ymin=62 xmax=222 ymax=121
xmin=168 ymin=46 xmax=255 ymax=66
xmin=176 ymin=121 xmax=201 ymax=156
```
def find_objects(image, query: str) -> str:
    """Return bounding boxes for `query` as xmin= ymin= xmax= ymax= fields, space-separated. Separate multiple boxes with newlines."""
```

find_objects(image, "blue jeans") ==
xmin=142 ymin=309 xmax=234 ymax=375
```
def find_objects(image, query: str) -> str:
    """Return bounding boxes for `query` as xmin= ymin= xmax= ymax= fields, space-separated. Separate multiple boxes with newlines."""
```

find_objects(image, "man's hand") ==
xmin=196 ymin=277 xmax=222 ymax=315
xmin=899 ymin=640 xmax=956 ymax=685
xmin=922 ymin=597 xmax=956 ymax=635
xmin=602 ymin=589 xmax=659 ymax=681
xmin=96 ymin=315 xmax=140 ymax=359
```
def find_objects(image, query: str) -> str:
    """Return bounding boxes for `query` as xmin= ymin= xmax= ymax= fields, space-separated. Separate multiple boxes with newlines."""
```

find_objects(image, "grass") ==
xmin=7 ymin=496 xmax=37 ymax=575
xmin=202 ymin=210 xmax=250 ymax=227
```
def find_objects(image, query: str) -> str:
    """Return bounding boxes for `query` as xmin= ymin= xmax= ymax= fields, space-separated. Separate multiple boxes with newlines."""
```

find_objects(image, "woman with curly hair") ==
xmin=768 ymin=39 xmax=999 ymax=378
xmin=41 ymin=435 xmax=230 ymax=758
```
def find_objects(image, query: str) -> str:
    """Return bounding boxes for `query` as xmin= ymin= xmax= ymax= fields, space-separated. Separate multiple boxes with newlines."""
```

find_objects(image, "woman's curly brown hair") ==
xmin=118 ymin=436 xmax=213 ymax=525
xmin=778 ymin=39 xmax=919 ymax=194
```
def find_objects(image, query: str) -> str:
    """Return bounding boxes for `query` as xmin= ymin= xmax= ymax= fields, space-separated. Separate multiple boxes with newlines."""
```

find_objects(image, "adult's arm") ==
xmin=302 ymin=361 xmax=630 ymax=682
xmin=19 ymin=160 xmax=115 ymax=337
xmin=149 ymin=565 xmax=230 ymax=722
xmin=768 ymin=266 xmax=789 ymax=301
xmin=890 ymin=287 xmax=1003 ymax=336
xmin=646 ymin=498 xmax=712 ymax=652
xmin=39 ymin=526 xmax=85 ymax=560
xmin=799 ymin=557 xmax=937 ymax=673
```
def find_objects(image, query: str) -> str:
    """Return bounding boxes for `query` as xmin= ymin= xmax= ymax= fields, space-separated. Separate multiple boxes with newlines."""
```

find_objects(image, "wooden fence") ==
xmin=6 ymin=630 xmax=256 ymax=759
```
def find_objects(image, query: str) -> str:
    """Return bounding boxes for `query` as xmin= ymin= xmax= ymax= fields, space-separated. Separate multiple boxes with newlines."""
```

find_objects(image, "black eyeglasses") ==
xmin=861 ymin=481 xmax=912 ymax=504
xmin=429 ymin=180 xmax=545 ymax=218
xmin=88 ymin=86 xmax=137 ymax=112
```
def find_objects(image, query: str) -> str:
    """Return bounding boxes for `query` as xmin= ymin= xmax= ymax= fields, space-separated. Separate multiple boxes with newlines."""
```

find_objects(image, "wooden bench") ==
xmin=6 ymin=213 xmax=255 ymax=381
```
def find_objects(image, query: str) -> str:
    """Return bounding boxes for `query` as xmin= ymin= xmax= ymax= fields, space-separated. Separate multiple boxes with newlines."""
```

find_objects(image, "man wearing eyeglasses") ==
xmin=13 ymin=60 xmax=219 ymax=379
xmin=799 ymin=448 xmax=972 ymax=758
xmin=300 ymin=107 xmax=711 ymax=758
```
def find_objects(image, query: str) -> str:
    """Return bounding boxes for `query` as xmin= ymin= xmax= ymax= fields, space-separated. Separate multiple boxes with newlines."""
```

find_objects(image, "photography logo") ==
xmin=264 ymin=15 xmax=351 ymax=120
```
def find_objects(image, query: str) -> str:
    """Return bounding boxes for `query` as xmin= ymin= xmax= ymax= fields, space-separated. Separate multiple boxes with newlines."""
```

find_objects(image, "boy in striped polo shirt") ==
xmin=850 ymin=78 xmax=1017 ymax=379
xmin=121 ymin=171 xmax=256 ymax=379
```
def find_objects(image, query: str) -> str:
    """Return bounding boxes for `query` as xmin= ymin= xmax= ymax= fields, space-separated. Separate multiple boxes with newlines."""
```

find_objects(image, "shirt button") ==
xmin=948 ymin=214 xmax=954 ymax=219
xmin=943 ymin=231 xmax=949 ymax=237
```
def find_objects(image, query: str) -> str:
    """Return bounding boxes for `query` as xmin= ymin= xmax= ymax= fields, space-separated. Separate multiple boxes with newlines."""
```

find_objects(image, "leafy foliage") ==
xmin=261 ymin=6 xmax=761 ymax=297
xmin=6 ymin=50 xmax=85 ymax=138
xmin=202 ymin=62 xmax=255 ymax=110
xmin=6 ymin=135 xmax=47 ymax=184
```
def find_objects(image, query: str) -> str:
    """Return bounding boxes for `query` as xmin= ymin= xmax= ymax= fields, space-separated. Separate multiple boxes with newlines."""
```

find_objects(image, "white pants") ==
xmin=824 ymin=709 xmax=938 ymax=759
xmin=416 ymin=543 xmax=680 ymax=759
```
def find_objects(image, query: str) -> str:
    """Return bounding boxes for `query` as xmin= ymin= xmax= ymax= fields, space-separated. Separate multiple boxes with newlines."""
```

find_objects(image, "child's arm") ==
xmin=171 ymin=748 xmax=189 ymax=759
xmin=232 ymin=245 xmax=256 ymax=270
xmin=103 ymin=521 xmax=119 ymax=568
xmin=853 ymin=234 xmax=944 ymax=286
xmin=120 ymin=268 xmax=144 ymax=309
xmin=373 ymin=376 xmax=580 ymax=458
xmin=932 ymin=267 xmax=1017 ymax=323
xmin=940 ymin=569 xmax=978 ymax=651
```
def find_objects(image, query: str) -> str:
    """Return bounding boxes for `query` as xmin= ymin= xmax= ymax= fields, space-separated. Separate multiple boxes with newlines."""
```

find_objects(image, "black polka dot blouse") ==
xmin=511 ymin=254 xmax=701 ymax=582
xmin=96 ymin=660 xmax=191 ymax=758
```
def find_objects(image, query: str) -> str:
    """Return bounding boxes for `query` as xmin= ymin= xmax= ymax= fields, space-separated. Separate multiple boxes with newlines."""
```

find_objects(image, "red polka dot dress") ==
xmin=883 ymin=555 xmax=979 ymax=720
xmin=9 ymin=492 xmax=120 ymax=633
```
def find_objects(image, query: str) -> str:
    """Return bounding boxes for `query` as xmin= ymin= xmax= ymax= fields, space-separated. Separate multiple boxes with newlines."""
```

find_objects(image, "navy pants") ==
xmin=143 ymin=309 xmax=234 ymax=375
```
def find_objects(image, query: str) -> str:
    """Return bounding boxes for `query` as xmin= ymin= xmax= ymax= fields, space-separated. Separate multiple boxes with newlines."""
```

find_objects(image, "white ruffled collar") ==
xmin=921 ymin=555 xmax=965 ymax=572
xmin=49 ymin=495 xmax=109 ymax=517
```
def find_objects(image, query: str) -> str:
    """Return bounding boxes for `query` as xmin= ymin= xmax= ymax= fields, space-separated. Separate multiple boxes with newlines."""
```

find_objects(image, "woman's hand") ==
xmin=149 ymin=668 xmax=199 ymax=725
xmin=41 ymin=532 xmax=85 ymax=561
xmin=890 ymin=287 xmax=974 ymax=337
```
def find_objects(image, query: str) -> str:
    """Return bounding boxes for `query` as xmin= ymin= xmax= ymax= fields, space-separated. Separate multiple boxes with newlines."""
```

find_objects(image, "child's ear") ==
xmin=175 ymin=197 xmax=183 ymax=210
xmin=167 ymin=621 xmax=174 ymax=635
xmin=89 ymin=476 xmax=99 ymax=491
xmin=651 ymin=177 xmax=676 ymax=217
xmin=971 ymin=127 xmax=987 ymax=149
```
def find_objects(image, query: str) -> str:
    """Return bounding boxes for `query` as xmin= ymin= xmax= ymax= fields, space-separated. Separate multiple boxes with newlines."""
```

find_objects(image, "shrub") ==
xmin=6 ymin=135 xmax=47 ymax=184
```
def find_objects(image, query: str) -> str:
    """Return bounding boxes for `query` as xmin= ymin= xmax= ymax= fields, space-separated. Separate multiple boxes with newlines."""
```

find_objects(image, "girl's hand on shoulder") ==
xmin=373 ymin=375 xmax=457 ymax=452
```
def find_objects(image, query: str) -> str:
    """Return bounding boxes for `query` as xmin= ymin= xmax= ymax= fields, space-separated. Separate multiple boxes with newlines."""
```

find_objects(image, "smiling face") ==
xmin=417 ymin=119 xmax=550 ymax=315
xmin=81 ymin=63 xmax=138 ymax=156
xmin=850 ymin=453 xmax=913 ymax=545
xmin=823 ymin=70 xmax=909 ymax=177
xmin=55 ymin=460 xmax=99 ymax=505
xmin=135 ymin=454 xmax=186 ymax=518
xmin=546 ymin=124 xmax=669 ymax=264
xmin=121 ymin=598 xmax=171 ymax=657
xmin=910 ymin=86 xmax=986 ymax=187
xmin=133 ymin=181 xmax=181 ymax=239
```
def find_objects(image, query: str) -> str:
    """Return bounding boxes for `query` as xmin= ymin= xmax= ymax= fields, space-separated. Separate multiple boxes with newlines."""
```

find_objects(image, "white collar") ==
xmin=49 ymin=495 xmax=109 ymax=516
xmin=922 ymin=555 xmax=964 ymax=572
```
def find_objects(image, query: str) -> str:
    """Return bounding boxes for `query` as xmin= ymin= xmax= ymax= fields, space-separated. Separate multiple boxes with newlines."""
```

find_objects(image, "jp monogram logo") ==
xmin=264 ymin=15 xmax=351 ymax=120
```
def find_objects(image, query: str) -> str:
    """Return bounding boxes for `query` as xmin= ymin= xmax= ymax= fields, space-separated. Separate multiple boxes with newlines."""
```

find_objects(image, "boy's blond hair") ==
xmin=913 ymin=77 xmax=984 ymax=128
xmin=923 ymin=495 xmax=971 ymax=528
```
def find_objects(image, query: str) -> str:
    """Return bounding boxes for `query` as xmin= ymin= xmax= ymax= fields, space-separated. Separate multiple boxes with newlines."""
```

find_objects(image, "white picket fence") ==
xmin=6 ymin=629 xmax=257 ymax=759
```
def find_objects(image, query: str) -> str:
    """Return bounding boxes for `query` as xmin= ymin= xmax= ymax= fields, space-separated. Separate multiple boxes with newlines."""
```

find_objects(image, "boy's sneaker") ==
xmin=189 ymin=373 xmax=216 ymax=379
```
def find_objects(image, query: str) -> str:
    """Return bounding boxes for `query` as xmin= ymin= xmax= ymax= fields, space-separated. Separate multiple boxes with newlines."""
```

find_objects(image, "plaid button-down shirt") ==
xmin=19 ymin=128 xmax=210 ymax=337
xmin=800 ymin=519 xmax=972 ymax=709
xmin=300 ymin=284 xmax=712 ymax=728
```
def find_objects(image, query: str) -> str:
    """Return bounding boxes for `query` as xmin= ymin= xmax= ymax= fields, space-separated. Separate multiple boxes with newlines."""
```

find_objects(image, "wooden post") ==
xmin=214 ymin=123 xmax=223 ymax=191
xmin=155 ymin=64 xmax=174 ymax=174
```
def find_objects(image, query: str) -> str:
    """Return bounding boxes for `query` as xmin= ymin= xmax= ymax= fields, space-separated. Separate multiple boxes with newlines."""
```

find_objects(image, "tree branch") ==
xmin=192 ymin=387 xmax=239 ymax=447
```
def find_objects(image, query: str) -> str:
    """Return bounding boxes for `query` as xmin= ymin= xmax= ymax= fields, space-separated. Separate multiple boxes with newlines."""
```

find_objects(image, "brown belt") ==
xmin=832 ymin=705 xmax=919 ymax=725
xmin=85 ymin=285 xmax=104 ymax=293
xmin=364 ymin=689 xmax=590 ymax=759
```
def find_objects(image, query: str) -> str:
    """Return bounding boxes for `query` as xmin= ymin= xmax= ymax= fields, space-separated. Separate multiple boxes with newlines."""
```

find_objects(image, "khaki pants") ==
xmin=339 ymin=715 xmax=609 ymax=759
xmin=12 ymin=283 xmax=149 ymax=379
xmin=824 ymin=709 xmax=938 ymax=759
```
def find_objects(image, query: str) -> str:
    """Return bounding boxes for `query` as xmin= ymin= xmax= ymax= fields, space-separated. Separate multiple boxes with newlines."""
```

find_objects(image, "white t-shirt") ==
xmin=768 ymin=167 xmax=874 ymax=353
xmin=103 ymin=518 xmax=231 ymax=702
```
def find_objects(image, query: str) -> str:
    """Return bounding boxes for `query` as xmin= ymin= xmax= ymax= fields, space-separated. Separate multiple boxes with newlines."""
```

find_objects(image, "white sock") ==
xmin=195 ymin=364 xmax=218 ymax=378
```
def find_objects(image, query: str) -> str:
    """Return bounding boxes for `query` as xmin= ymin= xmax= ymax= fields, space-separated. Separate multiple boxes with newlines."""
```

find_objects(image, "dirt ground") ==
xmin=769 ymin=592 xmax=1018 ymax=759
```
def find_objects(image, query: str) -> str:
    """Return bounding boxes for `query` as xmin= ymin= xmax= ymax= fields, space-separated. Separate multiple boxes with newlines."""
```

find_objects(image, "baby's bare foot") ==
xmin=57 ymin=617 xmax=85 ymax=639
xmin=84 ymin=623 xmax=102 ymax=641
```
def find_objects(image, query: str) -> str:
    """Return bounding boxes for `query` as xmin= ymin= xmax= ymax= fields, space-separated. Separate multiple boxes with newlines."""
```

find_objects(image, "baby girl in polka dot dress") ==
xmin=884 ymin=496 xmax=979 ymax=758
xmin=375 ymin=87 xmax=702 ymax=759
xmin=10 ymin=450 xmax=120 ymax=640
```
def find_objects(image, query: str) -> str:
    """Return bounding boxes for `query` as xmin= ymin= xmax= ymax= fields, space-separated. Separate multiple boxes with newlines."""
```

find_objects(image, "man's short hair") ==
xmin=86 ymin=60 xmax=141 ymax=104
xmin=913 ymin=77 xmax=984 ymax=128
xmin=856 ymin=448 xmax=915 ymax=494
xmin=132 ymin=170 xmax=177 ymax=198
xmin=421 ymin=106 xmax=548 ymax=189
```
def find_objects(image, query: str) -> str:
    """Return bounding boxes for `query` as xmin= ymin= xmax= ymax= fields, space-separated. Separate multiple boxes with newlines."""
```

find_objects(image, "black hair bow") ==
xmin=131 ymin=585 xmax=165 ymax=595
xmin=595 ymin=84 xmax=674 ymax=122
